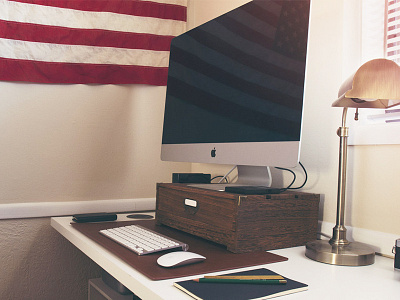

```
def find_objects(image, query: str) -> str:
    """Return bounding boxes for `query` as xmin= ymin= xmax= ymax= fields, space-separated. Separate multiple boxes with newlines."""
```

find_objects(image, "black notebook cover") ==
xmin=174 ymin=268 xmax=308 ymax=300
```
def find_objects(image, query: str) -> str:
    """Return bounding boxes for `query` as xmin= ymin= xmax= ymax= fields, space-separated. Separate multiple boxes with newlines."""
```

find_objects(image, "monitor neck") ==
xmin=234 ymin=165 xmax=272 ymax=187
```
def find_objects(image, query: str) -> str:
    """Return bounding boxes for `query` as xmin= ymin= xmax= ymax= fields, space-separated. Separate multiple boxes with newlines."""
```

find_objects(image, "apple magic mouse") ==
xmin=157 ymin=251 xmax=206 ymax=268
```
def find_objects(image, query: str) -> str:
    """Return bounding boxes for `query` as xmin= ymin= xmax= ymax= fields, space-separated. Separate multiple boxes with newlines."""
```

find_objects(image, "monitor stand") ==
xmin=189 ymin=165 xmax=272 ymax=191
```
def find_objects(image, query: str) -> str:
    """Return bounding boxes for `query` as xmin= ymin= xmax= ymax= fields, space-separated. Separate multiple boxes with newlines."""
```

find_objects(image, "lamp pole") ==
xmin=330 ymin=107 xmax=350 ymax=246
xmin=305 ymin=107 xmax=375 ymax=266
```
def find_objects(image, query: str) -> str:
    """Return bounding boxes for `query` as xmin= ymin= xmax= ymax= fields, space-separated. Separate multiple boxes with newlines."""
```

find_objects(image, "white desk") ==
xmin=51 ymin=215 xmax=400 ymax=300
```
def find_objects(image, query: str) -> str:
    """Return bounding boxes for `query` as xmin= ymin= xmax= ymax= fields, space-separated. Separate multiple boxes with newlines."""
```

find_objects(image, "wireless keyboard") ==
xmin=99 ymin=224 xmax=189 ymax=255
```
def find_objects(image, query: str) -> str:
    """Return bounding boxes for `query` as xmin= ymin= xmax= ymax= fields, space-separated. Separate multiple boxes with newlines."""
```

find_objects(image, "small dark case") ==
xmin=172 ymin=173 xmax=211 ymax=183
xmin=394 ymin=239 xmax=400 ymax=270
xmin=225 ymin=186 xmax=282 ymax=195
xmin=72 ymin=213 xmax=117 ymax=223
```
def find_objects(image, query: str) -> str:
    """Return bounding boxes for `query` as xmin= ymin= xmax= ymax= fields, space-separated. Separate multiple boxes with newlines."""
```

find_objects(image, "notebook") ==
xmin=173 ymin=268 xmax=308 ymax=300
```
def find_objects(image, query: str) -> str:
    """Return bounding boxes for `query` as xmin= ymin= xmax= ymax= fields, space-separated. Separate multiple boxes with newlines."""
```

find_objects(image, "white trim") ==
xmin=319 ymin=221 xmax=398 ymax=257
xmin=0 ymin=38 xmax=170 ymax=67
xmin=0 ymin=0 xmax=186 ymax=36
xmin=0 ymin=198 xmax=156 ymax=220
xmin=348 ymin=109 xmax=400 ymax=145
xmin=361 ymin=0 xmax=385 ymax=63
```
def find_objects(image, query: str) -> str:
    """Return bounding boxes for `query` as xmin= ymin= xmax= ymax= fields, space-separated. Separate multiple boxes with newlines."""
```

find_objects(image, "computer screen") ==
xmin=161 ymin=0 xmax=310 ymax=187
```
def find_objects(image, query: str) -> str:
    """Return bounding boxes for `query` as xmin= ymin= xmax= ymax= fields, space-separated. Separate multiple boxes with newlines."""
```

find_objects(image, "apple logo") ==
xmin=211 ymin=147 xmax=216 ymax=157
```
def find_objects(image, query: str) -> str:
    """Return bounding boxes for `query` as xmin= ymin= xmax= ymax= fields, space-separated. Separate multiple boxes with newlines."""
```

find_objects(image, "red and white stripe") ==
xmin=0 ymin=0 xmax=187 ymax=85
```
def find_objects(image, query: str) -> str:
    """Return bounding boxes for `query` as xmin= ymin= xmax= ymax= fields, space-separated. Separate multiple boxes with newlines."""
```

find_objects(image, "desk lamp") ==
xmin=305 ymin=58 xmax=400 ymax=266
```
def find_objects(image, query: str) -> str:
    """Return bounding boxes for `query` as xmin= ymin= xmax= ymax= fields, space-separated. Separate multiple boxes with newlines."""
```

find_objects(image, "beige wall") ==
xmin=0 ymin=83 xmax=190 ymax=204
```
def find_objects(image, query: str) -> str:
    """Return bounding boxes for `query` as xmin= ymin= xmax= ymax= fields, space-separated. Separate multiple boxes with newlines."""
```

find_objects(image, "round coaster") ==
xmin=126 ymin=213 xmax=154 ymax=220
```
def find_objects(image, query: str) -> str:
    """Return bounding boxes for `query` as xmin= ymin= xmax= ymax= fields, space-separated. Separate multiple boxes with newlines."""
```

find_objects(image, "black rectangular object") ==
xmin=395 ymin=239 xmax=400 ymax=270
xmin=72 ymin=213 xmax=117 ymax=223
xmin=172 ymin=173 xmax=211 ymax=183
xmin=225 ymin=186 xmax=282 ymax=195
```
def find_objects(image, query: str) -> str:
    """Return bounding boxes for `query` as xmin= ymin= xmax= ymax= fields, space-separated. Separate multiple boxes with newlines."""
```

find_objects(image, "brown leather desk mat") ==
xmin=71 ymin=220 xmax=288 ymax=280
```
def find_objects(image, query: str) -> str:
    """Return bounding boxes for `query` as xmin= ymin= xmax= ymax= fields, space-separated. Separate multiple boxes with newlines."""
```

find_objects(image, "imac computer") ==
xmin=161 ymin=0 xmax=310 ymax=189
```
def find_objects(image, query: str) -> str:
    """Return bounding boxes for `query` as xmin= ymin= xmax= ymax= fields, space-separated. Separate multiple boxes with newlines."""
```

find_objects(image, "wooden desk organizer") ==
xmin=155 ymin=183 xmax=320 ymax=253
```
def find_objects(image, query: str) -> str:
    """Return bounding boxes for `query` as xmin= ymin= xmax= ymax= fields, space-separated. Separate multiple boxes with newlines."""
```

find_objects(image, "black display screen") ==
xmin=162 ymin=0 xmax=310 ymax=145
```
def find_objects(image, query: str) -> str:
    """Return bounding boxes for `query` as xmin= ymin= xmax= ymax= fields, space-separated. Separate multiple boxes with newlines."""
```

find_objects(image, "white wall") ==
xmin=299 ymin=0 xmax=400 ymax=237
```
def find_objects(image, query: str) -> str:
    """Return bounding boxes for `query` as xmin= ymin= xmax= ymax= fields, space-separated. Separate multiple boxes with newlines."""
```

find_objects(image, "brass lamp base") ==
xmin=305 ymin=240 xmax=375 ymax=266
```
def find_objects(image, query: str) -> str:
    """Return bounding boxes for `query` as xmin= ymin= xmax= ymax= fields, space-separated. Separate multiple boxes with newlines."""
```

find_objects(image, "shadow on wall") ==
xmin=0 ymin=218 xmax=101 ymax=300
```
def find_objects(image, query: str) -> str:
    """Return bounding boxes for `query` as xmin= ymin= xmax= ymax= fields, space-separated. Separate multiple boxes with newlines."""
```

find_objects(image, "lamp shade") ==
xmin=333 ymin=58 xmax=400 ymax=108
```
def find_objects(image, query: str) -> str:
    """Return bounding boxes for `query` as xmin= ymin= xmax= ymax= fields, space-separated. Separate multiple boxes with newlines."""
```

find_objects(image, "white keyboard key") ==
xmin=99 ymin=224 xmax=188 ymax=255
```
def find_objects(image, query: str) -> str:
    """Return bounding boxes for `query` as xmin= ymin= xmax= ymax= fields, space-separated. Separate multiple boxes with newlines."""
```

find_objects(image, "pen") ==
xmin=204 ymin=275 xmax=285 ymax=280
xmin=193 ymin=278 xmax=287 ymax=285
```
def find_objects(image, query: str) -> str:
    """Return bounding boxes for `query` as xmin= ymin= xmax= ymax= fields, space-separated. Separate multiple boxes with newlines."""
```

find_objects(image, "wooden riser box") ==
xmin=155 ymin=183 xmax=320 ymax=253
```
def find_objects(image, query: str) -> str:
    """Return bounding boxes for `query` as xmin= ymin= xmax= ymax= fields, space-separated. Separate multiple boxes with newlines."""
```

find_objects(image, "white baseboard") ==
xmin=319 ymin=221 xmax=398 ymax=258
xmin=0 ymin=198 xmax=156 ymax=220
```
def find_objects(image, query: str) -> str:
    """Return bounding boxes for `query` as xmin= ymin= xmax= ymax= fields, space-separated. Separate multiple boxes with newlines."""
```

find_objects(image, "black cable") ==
xmin=274 ymin=166 xmax=296 ymax=191
xmin=289 ymin=161 xmax=308 ymax=189
xmin=275 ymin=161 xmax=308 ymax=191
xmin=211 ymin=162 xmax=307 ymax=191
xmin=211 ymin=175 xmax=229 ymax=183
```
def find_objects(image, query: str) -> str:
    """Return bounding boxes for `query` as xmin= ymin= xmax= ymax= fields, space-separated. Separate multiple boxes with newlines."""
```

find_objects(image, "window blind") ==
xmin=348 ymin=0 xmax=400 ymax=145
xmin=382 ymin=0 xmax=400 ymax=123
xmin=362 ymin=1 xmax=400 ymax=127
xmin=386 ymin=0 xmax=400 ymax=63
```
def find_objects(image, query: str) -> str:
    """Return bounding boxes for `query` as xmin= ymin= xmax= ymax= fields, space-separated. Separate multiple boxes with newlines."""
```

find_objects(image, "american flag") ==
xmin=0 ymin=0 xmax=187 ymax=85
